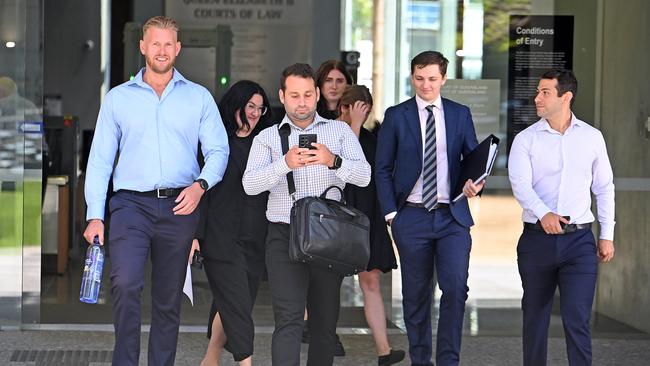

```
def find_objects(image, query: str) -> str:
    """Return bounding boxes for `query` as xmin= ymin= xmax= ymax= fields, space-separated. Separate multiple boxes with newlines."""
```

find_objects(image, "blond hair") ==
xmin=142 ymin=16 xmax=179 ymax=35
xmin=0 ymin=76 xmax=17 ymax=97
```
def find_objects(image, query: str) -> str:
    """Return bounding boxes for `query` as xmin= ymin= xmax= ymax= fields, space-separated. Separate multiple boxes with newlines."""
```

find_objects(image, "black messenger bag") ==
xmin=279 ymin=124 xmax=370 ymax=276
xmin=289 ymin=186 xmax=371 ymax=276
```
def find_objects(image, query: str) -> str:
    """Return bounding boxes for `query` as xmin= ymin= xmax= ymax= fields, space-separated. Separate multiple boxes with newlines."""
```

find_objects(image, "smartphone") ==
xmin=559 ymin=216 xmax=571 ymax=226
xmin=560 ymin=215 xmax=572 ymax=232
xmin=191 ymin=250 xmax=203 ymax=269
xmin=299 ymin=134 xmax=317 ymax=150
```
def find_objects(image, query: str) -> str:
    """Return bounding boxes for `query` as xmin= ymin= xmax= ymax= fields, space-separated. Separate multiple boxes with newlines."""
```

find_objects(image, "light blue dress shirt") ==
xmin=85 ymin=68 xmax=229 ymax=220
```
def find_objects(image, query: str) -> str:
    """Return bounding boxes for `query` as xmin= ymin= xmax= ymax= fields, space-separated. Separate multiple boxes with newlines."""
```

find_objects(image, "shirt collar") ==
xmin=278 ymin=112 xmax=329 ymax=131
xmin=415 ymin=94 xmax=442 ymax=112
xmin=127 ymin=67 xmax=187 ymax=88
xmin=536 ymin=113 xmax=584 ymax=133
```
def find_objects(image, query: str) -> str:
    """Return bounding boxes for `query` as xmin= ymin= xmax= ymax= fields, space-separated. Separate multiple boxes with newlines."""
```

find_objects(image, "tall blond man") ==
xmin=83 ymin=16 xmax=229 ymax=365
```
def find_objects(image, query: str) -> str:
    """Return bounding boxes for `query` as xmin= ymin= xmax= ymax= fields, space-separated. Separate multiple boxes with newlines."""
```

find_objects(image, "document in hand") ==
xmin=452 ymin=134 xmax=500 ymax=202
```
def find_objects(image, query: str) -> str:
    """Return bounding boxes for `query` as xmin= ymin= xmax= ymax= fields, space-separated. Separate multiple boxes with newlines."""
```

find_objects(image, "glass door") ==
xmin=0 ymin=0 xmax=43 ymax=328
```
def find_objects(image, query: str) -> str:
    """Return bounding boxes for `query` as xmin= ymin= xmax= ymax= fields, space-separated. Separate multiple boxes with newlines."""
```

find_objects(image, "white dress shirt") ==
xmin=508 ymin=114 xmax=615 ymax=240
xmin=407 ymin=94 xmax=451 ymax=204
xmin=242 ymin=113 xmax=371 ymax=224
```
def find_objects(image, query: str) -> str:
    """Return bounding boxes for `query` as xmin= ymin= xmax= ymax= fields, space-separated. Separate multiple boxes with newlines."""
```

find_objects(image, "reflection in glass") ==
xmin=0 ymin=0 xmax=43 ymax=328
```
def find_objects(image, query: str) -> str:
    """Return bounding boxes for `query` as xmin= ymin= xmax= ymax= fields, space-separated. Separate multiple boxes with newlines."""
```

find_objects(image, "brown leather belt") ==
xmin=524 ymin=222 xmax=591 ymax=234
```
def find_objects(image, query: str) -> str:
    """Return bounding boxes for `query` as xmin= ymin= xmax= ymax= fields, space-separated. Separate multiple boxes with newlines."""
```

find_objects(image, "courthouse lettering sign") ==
xmin=166 ymin=0 xmax=313 ymax=104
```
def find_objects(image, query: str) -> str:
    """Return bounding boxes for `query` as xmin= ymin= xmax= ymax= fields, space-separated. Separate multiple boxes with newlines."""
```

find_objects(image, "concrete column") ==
xmin=595 ymin=0 xmax=650 ymax=333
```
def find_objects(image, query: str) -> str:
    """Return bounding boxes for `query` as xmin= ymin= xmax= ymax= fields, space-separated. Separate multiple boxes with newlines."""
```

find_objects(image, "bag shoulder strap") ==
xmin=278 ymin=123 xmax=296 ymax=197
xmin=279 ymin=123 xmax=341 ymax=202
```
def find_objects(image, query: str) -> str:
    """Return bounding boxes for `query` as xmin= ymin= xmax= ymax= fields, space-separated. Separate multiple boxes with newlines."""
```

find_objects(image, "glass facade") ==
xmin=0 ymin=0 xmax=647 ymax=331
xmin=0 ymin=0 xmax=43 ymax=328
xmin=340 ymin=0 xmax=612 ymax=305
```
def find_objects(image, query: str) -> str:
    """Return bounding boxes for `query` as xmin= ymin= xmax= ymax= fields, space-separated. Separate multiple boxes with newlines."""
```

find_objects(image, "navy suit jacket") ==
xmin=375 ymin=96 xmax=479 ymax=228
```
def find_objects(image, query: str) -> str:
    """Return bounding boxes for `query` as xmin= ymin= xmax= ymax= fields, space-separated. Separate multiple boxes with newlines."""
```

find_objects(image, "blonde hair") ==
xmin=142 ymin=16 xmax=179 ymax=35
xmin=0 ymin=76 xmax=17 ymax=97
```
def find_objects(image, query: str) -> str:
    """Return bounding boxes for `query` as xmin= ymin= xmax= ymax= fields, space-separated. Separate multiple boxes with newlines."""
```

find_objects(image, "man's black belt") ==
xmin=404 ymin=202 xmax=449 ymax=210
xmin=524 ymin=221 xmax=591 ymax=234
xmin=120 ymin=188 xmax=184 ymax=199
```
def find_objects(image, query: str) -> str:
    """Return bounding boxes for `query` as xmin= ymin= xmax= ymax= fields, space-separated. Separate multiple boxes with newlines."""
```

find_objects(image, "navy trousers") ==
xmin=108 ymin=191 xmax=199 ymax=366
xmin=391 ymin=206 xmax=472 ymax=366
xmin=517 ymin=227 xmax=598 ymax=366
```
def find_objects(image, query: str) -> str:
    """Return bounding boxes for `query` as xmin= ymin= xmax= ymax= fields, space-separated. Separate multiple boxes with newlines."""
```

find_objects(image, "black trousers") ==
xmin=265 ymin=223 xmax=344 ymax=366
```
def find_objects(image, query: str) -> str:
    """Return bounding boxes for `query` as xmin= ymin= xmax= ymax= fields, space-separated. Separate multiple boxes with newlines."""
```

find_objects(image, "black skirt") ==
xmin=344 ymin=128 xmax=397 ymax=273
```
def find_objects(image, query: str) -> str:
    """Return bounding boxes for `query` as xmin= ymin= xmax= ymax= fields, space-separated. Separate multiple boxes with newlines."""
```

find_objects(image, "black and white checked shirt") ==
xmin=243 ymin=113 xmax=371 ymax=224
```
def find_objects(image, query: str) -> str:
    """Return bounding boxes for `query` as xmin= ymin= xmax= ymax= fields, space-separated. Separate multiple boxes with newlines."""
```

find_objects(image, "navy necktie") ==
xmin=423 ymin=105 xmax=438 ymax=210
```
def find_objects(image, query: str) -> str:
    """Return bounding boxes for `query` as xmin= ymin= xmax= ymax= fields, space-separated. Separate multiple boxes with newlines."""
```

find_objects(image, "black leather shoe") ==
xmin=378 ymin=349 xmax=406 ymax=365
xmin=333 ymin=334 xmax=345 ymax=357
xmin=303 ymin=324 xmax=345 ymax=356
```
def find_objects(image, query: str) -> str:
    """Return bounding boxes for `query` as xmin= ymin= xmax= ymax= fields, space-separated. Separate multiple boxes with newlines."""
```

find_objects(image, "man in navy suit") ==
xmin=375 ymin=51 xmax=484 ymax=366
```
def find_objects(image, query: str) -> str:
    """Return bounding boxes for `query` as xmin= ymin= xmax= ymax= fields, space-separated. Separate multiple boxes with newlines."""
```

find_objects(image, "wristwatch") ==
xmin=328 ymin=154 xmax=342 ymax=170
xmin=195 ymin=179 xmax=209 ymax=191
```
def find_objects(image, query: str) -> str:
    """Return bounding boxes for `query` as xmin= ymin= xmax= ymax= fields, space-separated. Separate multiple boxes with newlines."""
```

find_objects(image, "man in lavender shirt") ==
xmin=508 ymin=69 xmax=615 ymax=366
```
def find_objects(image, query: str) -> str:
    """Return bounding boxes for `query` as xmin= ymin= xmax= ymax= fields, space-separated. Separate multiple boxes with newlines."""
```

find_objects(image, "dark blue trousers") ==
xmin=517 ymin=227 xmax=598 ymax=366
xmin=108 ymin=191 xmax=199 ymax=366
xmin=391 ymin=206 xmax=471 ymax=366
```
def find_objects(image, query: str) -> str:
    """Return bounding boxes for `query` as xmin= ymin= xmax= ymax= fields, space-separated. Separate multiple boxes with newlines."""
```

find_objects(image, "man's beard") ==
xmin=146 ymin=54 xmax=175 ymax=74
xmin=288 ymin=108 xmax=316 ymax=123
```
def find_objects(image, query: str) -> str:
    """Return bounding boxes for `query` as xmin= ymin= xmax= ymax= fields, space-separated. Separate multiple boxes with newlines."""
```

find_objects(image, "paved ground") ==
xmin=3 ymin=195 xmax=648 ymax=365
xmin=2 ymin=329 xmax=650 ymax=365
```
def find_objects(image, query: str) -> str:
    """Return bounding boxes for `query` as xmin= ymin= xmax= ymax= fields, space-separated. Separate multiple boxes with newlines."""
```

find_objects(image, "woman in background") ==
xmin=315 ymin=60 xmax=353 ymax=120
xmin=193 ymin=80 xmax=273 ymax=366
xmin=337 ymin=85 xmax=405 ymax=366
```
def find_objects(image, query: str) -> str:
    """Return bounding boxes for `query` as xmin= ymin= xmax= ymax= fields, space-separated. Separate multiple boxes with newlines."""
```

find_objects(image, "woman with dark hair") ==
xmin=337 ymin=85 xmax=405 ymax=366
xmin=192 ymin=80 xmax=273 ymax=365
xmin=315 ymin=60 xmax=353 ymax=120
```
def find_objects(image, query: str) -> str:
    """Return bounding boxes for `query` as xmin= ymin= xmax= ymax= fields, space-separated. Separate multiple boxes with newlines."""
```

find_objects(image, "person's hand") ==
xmin=189 ymin=239 xmax=200 ymax=264
xmin=349 ymin=101 xmax=370 ymax=129
xmin=285 ymin=145 xmax=309 ymax=169
xmin=301 ymin=143 xmax=336 ymax=167
xmin=385 ymin=211 xmax=397 ymax=227
xmin=173 ymin=182 xmax=205 ymax=215
xmin=597 ymin=239 xmax=615 ymax=263
xmin=83 ymin=219 xmax=104 ymax=245
xmin=462 ymin=179 xmax=485 ymax=198
xmin=539 ymin=212 xmax=570 ymax=234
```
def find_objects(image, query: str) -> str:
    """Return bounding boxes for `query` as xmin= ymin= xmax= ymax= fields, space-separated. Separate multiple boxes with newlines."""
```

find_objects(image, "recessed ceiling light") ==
xmin=6 ymin=41 xmax=16 ymax=48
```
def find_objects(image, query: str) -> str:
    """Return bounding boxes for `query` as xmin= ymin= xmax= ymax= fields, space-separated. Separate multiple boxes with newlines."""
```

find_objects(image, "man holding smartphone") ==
xmin=299 ymin=134 xmax=318 ymax=150
xmin=242 ymin=63 xmax=370 ymax=365
xmin=508 ymin=69 xmax=615 ymax=366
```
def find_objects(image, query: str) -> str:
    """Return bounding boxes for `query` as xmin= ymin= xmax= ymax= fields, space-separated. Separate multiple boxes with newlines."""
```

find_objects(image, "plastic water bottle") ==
xmin=79 ymin=236 xmax=104 ymax=304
